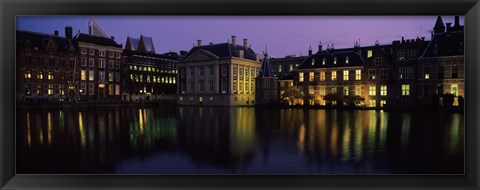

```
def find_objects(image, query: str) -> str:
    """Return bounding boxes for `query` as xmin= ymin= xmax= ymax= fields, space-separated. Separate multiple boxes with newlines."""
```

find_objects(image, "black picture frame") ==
xmin=1 ymin=0 xmax=479 ymax=189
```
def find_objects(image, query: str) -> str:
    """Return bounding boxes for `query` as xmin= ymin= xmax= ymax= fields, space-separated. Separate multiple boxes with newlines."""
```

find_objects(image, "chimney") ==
xmin=401 ymin=37 xmax=405 ymax=44
xmin=243 ymin=38 xmax=248 ymax=47
xmin=446 ymin=23 xmax=452 ymax=32
xmin=231 ymin=36 xmax=236 ymax=46
xmin=318 ymin=41 xmax=323 ymax=51
xmin=422 ymin=37 xmax=425 ymax=41
xmin=197 ymin=40 xmax=202 ymax=46
xmin=65 ymin=26 xmax=73 ymax=39
xmin=454 ymin=16 xmax=460 ymax=27
xmin=54 ymin=30 xmax=59 ymax=36
xmin=308 ymin=46 xmax=312 ymax=55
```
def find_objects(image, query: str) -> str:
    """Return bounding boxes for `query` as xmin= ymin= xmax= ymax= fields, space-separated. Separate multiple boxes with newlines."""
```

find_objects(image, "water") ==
xmin=16 ymin=106 xmax=464 ymax=174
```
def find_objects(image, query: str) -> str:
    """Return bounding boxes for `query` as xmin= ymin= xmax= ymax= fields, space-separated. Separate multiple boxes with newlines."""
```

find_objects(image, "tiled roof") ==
xmin=296 ymin=50 xmax=366 ymax=70
xmin=72 ymin=33 xmax=122 ymax=48
xmin=420 ymin=30 xmax=464 ymax=58
xmin=16 ymin=30 xmax=74 ymax=54
xmin=182 ymin=42 xmax=258 ymax=61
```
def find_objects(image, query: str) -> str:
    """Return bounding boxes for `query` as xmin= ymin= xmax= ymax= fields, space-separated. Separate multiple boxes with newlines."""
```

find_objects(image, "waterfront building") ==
xmin=123 ymin=35 xmax=179 ymax=101
xmin=16 ymin=29 xmax=77 ymax=102
xmin=293 ymin=43 xmax=368 ymax=106
xmin=270 ymin=54 xmax=308 ymax=78
xmin=418 ymin=16 xmax=464 ymax=106
xmin=176 ymin=36 xmax=261 ymax=106
xmin=363 ymin=42 xmax=394 ymax=108
xmin=255 ymin=49 xmax=279 ymax=105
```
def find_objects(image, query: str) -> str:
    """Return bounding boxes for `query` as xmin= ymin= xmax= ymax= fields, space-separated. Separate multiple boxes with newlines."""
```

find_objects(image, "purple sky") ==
xmin=16 ymin=16 xmax=464 ymax=58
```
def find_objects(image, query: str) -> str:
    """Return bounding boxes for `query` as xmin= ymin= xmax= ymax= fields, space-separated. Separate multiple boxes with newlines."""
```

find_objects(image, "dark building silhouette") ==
xmin=255 ymin=48 xmax=279 ymax=105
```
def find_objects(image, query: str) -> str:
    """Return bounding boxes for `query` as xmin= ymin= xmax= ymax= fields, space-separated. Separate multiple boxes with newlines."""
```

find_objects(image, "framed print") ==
xmin=1 ymin=0 xmax=479 ymax=189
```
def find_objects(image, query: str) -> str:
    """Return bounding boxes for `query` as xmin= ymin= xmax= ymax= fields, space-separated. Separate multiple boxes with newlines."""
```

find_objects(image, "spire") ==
xmin=433 ymin=16 xmax=445 ymax=34
xmin=88 ymin=17 xmax=109 ymax=38
xmin=258 ymin=44 xmax=273 ymax=77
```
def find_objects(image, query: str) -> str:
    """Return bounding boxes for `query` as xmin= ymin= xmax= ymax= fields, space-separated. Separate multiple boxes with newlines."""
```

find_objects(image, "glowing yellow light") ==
xmin=26 ymin=112 xmax=31 ymax=148
xmin=47 ymin=112 xmax=52 ymax=145
xmin=78 ymin=112 xmax=86 ymax=148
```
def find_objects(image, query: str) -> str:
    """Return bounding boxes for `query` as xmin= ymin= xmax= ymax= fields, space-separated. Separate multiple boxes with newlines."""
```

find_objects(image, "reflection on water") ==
xmin=16 ymin=107 xmax=464 ymax=174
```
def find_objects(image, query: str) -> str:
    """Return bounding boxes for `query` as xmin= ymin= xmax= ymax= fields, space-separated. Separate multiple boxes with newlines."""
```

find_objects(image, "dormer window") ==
xmin=239 ymin=50 xmax=244 ymax=58
xmin=334 ymin=57 xmax=337 ymax=64
xmin=433 ymin=44 xmax=438 ymax=54
xmin=345 ymin=56 xmax=349 ymax=64
xmin=458 ymin=42 xmax=464 ymax=52
xmin=311 ymin=58 xmax=315 ymax=66
xmin=367 ymin=50 xmax=373 ymax=58
xmin=322 ymin=58 xmax=326 ymax=65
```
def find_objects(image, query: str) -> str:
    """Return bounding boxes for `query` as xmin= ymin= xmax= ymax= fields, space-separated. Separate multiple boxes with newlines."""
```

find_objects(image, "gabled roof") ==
xmin=126 ymin=35 xmax=156 ymax=54
xmin=181 ymin=42 xmax=258 ymax=62
xmin=16 ymin=30 xmax=74 ymax=53
xmin=420 ymin=30 xmax=464 ymax=58
xmin=72 ymin=33 xmax=122 ymax=48
xmin=125 ymin=37 xmax=140 ymax=51
xmin=258 ymin=53 xmax=274 ymax=77
xmin=296 ymin=50 xmax=366 ymax=70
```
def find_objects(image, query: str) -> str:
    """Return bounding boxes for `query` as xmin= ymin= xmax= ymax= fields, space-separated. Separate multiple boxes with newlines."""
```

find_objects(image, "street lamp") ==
xmin=78 ymin=89 xmax=83 ymax=101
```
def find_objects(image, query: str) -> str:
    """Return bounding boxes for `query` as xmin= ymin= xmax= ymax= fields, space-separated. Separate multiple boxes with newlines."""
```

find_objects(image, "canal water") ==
xmin=16 ymin=106 xmax=464 ymax=174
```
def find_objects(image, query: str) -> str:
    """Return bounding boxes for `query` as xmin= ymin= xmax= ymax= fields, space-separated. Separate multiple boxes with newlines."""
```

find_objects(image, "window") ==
xmin=97 ymin=71 xmax=104 ymax=81
xmin=190 ymin=68 xmax=195 ymax=76
xmin=209 ymin=81 xmax=214 ymax=91
xmin=397 ymin=52 xmax=405 ymax=61
xmin=331 ymin=86 xmax=337 ymax=94
xmin=402 ymin=84 xmax=410 ymax=96
xmin=233 ymin=65 xmax=238 ymax=77
xmin=89 ymin=49 xmax=95 ymax=56
xmin=320 ymin=71 xmax=325 ymax=81
xmin=221 ymin=65 xmax=227 ymax=76
xmin=343 ymin=86 xmax=349 ymax=96
xmin=399 ymin=67 xmax=414 ymax=79
xmin=375 ymin=57 xmax=382 ymax=66
xmin=458 ymin=42 xmax=464 ymax=52
xmin=88 ymin=70 xmax=94 ymax=81
xmin=24 ymin=84 xmax=32 ymax=95
xmin=322 ymin=58 xmax=326 ymax=65
xmin=319 ymin=86 xmax=326 ymax=96
xmin=299 ymin=72 xmax=304 ymax=82
xmin=355 ymin=86 xmax=361 ymax=96
xmin=407 ymin=51 xmax=416 ymax=60
xmin=355 ymin=70 xmax=361 ymax=80
xmin=278 ymin=65 xmax=283 ymax=72
xmin=87 ymin=83 xmax=94 ymax=95
xmin=35 ymin=84 xmax=43 ymax=95
xmin=239 ymin=81 xmax=244 ymax=92
xmin=115 ymin=72 xmax=120 ymax=82
xmin=289 ymin=64 xmax=293 ymax=71
xmin=116 ymin=53 xmax=121 ymax=59
xmin=81 ymin=70 xmax=86 ymax=80
xmin=199 ymin=81 xmax=204 ymax=91
xmin=46 ymin=84 xmax=53 ymax=95
xmin=380 ymin=85 xmax=387 ymax=96
xmin=369 ymin=100 xmax=376 ymax=107
xmin=47 ymin=71 xmax=54 ymax=80
xmin=334 ymin=57 xmax=337 ymax=64
xmin=369 ymin=69 xmax=376 ymax=80
xmin=451 ymin=84 xmax=458 ymax=96
xmin=345 ymin=56 xmax=349 ymax=64
xmin=343 ymin=70 xmax=349 ymax=81
xmin=380 ymin=69 xmax=387 ymax=80
xmin=99 ymin=59 xmax=105 ymax=68
xmin=424 ymin=66 xmax=430 ymax=79
xmin=115 ymin=61 xmax=120 ymax=69
xmin=309 ymin=86 xmax=314 ymax=95
xmin=309 ymin=72 xmax=314 ymax=81
xmin=381 ymin=100 xmax=387 ymax=107
xmin=37 ymin=71 xmax=43 ymax=80
xmin=109 ymin=60 xmax=114 ymax=69
xmin=199 ymin=67 xmax=204 ymax=76
xmin=369 ymin=85 xmax=376 ymax=96
xmin=210 ymin=66 xmax=214 ymax=76
xmin=24 ymin=70 xmax=31 ymax=79
xmin=221 ymin=79 xmax=227 ymax=93
xmin=331 ymin=71 xmax=337 ymax=80
xmin=438 ymin=65 xmax=444 ymax=79
xmin=109 ymin=52 xmax=114 ymax=58
xmin=451 ymin=65 xmax=458 ymax=78
xmin=233 ymin=80 xmax=237 ymax=93
xmin=49 ymin=59 xmax=55 ymax=66
xmin=81 ymin=57 xmax=87 ymax=66
xmin=190 ymin=82 xmax=195 ymax=92
xmin=367 ymin=50 xmax=373 ymax=58
xmin=239 ymin=50 xmax=244 ymax=58
xmin=81 ymin=48 xmax=87 ymax=55
xmin=99 ymin=50 xmax=105 ymax=57
xmin=311 ymin=58 xmax=315 ymax=66
xmin=89 ymin=58 xmax=95 ymax=67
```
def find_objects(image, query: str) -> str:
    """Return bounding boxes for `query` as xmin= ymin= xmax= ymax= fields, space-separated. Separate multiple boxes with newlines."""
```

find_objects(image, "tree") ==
xmin=442 ymin=93 xmax=454 ymax=107
xmin=281 ymin=89 xmax=303 ymax=105
xmin=323 ymin=93 xmax=340 ymax=103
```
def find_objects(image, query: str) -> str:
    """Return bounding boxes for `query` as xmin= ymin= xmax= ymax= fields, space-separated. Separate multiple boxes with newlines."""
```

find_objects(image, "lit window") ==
xmin=311 ymin=58 xmax=315 ymax=66
xmin=369 ymin=85 xmax=376 ymax=96
xmin=343 ymin=70 xmax=349 ymax=81
xmin=355 ymin=86 xmax=361 ymax=96
xmin=369 ymin=69 xmax=376 ymax=80
xmin=345 ymin=56 xmax=349 ymax=64
xmin=367 ymin=50 xmax=373 ymax=58
xmin=289 ymin=64 xmax=293 ymax=71
xmin=81 ymin=70 xmax=86 ymax=80
xmin=425 ymin=74 xmax=430 ymax=79
xmin=37 ymin=71 xmax=43 ymax=80
xmin=309 ymin=72 xmax=314 ymax=81
xmin=402 ymin=84 xmax=410 ymax=96
xmin=322 ymin=58 xmax=326 ymax=65
xmin=381 ymin=100 xmax=387 ymax=107
xmin=108 ymin=72 xmax=114 ymax=82
xmin=88 ymin=70 xmax=94 ymax=81
xmin=355 ymin=70 xmax=361 ymax=80
xmin=47 ymin=84 xmax=54 ymax=95
xmin=451 ymin=84 xmax=458 ymax=96
xmin=47 ymin=72 xmax=54 ymax=80
xmin=299 ymin=72 xmax=304 ymax=82
xmin=334 ymin=57 xmax=337 ymax=64
xmin=320 ymin=71 xmax=325 ymax=81
xmin=331 ymin=71 xmax=337 ymax=81
xmin=380 ymin=85 xmax=387 ymax=96
xmin=331 ymin=86 xmax=337 ymax=94
xmin=319 ymin=86 xmax=325 ymax=96
xmin=309 ymin=86 xmax=314 ymax=95
xmin=369 ymin=100 xmax=376 ymax=107
xmin=24 ymin=70 xmax=32 ymax=79
xmin=343 ymin=86 xmax=349 ymax=96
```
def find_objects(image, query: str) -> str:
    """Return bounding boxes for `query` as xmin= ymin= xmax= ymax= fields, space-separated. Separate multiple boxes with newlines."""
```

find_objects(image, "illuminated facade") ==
xmin=123 ymin=35 xmax=178 ymax=101
xmin=16 ymin=29 xmax=77 ymax=102
xmin=177 ymin=36 xmax=261 ymax=106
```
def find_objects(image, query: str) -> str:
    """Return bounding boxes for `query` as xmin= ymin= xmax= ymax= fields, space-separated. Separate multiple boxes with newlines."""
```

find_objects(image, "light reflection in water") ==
xmin=16 ymin=107 xmax=464 ymax=174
